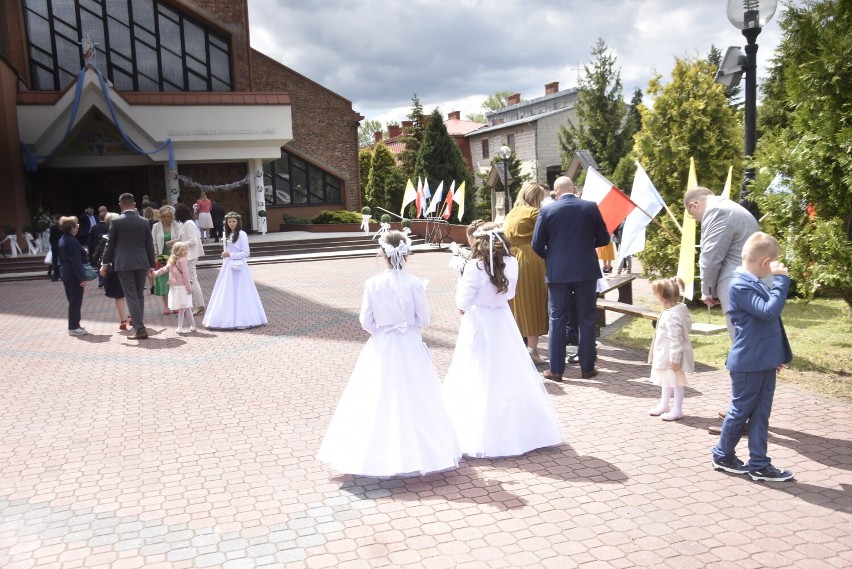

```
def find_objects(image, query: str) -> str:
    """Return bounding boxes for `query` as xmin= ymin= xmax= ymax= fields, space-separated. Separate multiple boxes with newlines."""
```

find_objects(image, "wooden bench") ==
xmin=595 ymin=275 xmax=659 ymax=334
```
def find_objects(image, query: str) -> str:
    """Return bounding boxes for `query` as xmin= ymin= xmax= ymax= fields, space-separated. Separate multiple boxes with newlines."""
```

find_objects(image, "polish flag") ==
xmin=415 ymin=177 xmax=424 ymax=218
xmin=442 ymin=181 xmax=456 ymax=220
xmin=582 ymin=167 xmax=636 ymax=234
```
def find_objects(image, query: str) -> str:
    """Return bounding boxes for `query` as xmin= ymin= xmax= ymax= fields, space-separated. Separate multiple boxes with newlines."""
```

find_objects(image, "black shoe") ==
xmin=712 ymin=456 xmax=749 ymax=475
xmin=50 ymin=277 xmax=60 ymax=282
xmin=568 ymin=354 xmax=580 ymax=364
xmin=749 ymin=465 xmax=794 ymax=482
xmin=128 ymin=330 xmax=149 ymax=340
xmin=581 ymin=368 xmax=598 ymax=379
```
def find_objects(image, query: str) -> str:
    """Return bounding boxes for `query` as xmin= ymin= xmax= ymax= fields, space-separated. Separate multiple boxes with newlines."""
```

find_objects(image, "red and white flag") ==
xmin=582 ymin=167 xmax=636 ymax=234
xmin=442 ymin=181 xmax=456 ymax=220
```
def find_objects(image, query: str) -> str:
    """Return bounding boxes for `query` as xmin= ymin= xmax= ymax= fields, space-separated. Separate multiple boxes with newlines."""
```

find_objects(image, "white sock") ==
xmin=187 ymin=309 xmax=196 ymax=329
xmin=659 ymin=386 xmax=673 ymax=409
xmin=672 ymin=386 xmax=685 ymax=415
xmin=177 ymin=311 xmax=185 ymax=330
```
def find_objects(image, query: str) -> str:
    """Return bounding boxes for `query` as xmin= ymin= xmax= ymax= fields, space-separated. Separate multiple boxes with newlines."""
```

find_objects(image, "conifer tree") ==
xmin=365 ymin=142 xmax=396 ymax=212
xmin=398 ymin=94 xmax=426 ymax=181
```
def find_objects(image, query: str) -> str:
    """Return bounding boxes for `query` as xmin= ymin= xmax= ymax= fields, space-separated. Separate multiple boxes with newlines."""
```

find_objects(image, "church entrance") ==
xmin=28 ymin=165 xmax=166 ymax=217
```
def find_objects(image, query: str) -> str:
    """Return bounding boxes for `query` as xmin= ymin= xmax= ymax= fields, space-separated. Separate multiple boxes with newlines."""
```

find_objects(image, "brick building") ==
xmin=1 ymin=0 xmax=362 ymax=242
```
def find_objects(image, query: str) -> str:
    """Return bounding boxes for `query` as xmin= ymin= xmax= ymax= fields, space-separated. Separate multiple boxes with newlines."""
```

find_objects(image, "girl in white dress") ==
xmin=202 ymin=212 xmax=267 ymax=330
xmin=442 ymin=222 xmax=563 ymax=458
xmin=318 ymin=231 xmax=461 ymax=477
xmin=151 ymin=242 xmax=196 ymax=333
xmin=647 ymin=277 xmax=694 ymax=421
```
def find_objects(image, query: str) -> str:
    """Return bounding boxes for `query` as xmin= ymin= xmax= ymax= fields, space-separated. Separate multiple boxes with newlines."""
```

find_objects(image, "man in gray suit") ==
xmin=685 ymin=186 xmax=760 ymax=434
xmin=685 ymin=187 xmax=760 ymax=339
xmin=100 ymin=193 xmax=156 ymax=339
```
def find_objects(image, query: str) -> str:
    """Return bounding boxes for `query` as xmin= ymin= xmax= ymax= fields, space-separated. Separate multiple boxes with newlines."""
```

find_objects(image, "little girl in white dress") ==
xmin=442 ymin=222 xmax=563 ymax=458
xmin=647 ymin=277 xmax=694 ymax=421
xmin=318 ymin=231 xmax=461 ymax=477
xmin=151 ymin=241 xmax=196 ymax=333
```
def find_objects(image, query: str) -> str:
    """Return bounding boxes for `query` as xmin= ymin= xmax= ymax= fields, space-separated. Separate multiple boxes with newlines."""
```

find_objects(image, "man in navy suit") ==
xmin=532 ymin=176 xmax=610 ymax=381
xmin=711 ymin=232 xmax=794 ymax=482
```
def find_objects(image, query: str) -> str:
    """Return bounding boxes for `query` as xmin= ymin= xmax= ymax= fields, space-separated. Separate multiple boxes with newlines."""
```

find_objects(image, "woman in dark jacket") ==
xmin=58 ymin=216 xmax=90 ymax=336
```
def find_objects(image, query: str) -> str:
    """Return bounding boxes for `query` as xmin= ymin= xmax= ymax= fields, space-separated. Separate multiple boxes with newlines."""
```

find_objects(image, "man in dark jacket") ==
xmin=211 ymin=199 xmax=225 ymax=242
xmin=532 ymin=176 xmax=610 ymax=381
xmin=48 ymin=214 xmax=62 ymax=281
xmin=101 ymin=193 xmax=156 ymax=339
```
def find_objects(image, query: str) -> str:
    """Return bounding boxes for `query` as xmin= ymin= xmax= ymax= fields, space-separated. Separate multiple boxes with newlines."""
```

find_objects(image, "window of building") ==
xmin=263 ymin=150 xmax=343 ymax=207
xmin=23 ymin=0 xmax=232 ymax=92
xmin=507 ymin=134 xmax=515 ymax=151
xmin=481 ymin=140 xmax=489 ymax=159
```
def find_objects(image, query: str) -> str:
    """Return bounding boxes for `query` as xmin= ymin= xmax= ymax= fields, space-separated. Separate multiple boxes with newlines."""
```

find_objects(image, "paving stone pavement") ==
xmin=1 ymin=251 xmax=850 ymax=568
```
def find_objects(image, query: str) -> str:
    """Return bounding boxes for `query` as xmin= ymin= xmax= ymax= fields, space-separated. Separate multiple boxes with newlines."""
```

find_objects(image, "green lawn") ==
xmin=607 ymin=298 xmax=852 ymax=401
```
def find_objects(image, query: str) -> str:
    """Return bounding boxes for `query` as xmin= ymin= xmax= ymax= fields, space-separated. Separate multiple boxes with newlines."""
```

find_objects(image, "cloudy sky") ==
xmin=246 ymin=0 xmax=784 ymax=125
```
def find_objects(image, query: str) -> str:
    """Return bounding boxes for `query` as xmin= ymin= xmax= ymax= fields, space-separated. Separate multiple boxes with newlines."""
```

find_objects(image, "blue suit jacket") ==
xmin=726 ymin=270 xmax=793 ymax=373
xmin=531 ymin=194 xmax=610 ymax=283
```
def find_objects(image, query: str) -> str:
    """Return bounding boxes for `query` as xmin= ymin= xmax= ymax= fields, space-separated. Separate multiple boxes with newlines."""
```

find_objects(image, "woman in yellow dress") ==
xmin=503 ymin=182 xmax=549 ymax=364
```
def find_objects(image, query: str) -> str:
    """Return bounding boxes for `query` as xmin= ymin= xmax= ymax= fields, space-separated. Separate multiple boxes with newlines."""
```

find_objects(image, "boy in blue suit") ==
xmin=711 ymin=232 xmax=794 ymax=482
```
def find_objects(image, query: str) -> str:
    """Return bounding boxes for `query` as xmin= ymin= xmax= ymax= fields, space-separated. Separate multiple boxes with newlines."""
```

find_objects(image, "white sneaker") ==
xmin=68 ymin=328 xmax=88 ymax=336
xmin=661 ymin=411 xmax=684 ymax=421
xmin=176 ymin=327 xmax=184 ymax=333
xmin=190 ymin=326 xmax=196 ymax=332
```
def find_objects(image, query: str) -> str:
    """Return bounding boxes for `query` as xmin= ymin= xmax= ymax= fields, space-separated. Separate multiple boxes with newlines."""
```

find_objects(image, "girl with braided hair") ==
xmin=318 ymin=231 xmax=460 ymax=476
xmin=442 ymin=222 xmax=562 ymax=458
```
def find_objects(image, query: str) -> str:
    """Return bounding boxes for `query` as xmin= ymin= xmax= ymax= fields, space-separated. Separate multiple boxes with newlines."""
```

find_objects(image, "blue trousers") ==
xmin=712 ymin=369 xmax=776 ymax=472
xmin=62 ymin=277 xmax=84 ymax=330
xmin=548 ymin=280 xmax=597 ymax=374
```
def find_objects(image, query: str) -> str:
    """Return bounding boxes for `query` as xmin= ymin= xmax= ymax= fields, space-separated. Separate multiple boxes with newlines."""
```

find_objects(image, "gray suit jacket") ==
xmin=699 ymin=197 xmax=759 ymax=310
xmin=102 ymin=209 xmax=156 ymax=272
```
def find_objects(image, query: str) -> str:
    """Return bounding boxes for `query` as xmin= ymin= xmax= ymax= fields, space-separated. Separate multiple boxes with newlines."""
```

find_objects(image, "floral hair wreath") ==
xmin=224 ymin=211 xmax=241 ymax=219
xmin=472 ymin=226 xmax=508 ymax=276
xmin=472 ymin=226 xmax=505 ymax=239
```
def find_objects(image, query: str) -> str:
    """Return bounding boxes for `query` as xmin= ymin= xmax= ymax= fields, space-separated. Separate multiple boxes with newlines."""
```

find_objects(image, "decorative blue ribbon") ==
xmin=21 ymin=64 xmax=175 ymax=172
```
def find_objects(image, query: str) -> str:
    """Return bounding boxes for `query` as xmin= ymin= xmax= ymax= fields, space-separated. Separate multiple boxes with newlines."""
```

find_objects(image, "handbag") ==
xmin=82 ymin=262 xmax=98 ymax=280
xmin=230 ymin=259 xmax=244 ymax=271
xmin=44 ymin=249 xmax=52 ymax=264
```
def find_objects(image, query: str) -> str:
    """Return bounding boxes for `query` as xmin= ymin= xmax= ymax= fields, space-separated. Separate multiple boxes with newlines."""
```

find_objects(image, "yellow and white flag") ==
xmin=400 ymin=178 xmax=417 ymax=216
xmin=676 ymin=158 xmax=698 ymax=300
xmin=720 ymin=165 xmax=733 ymax=200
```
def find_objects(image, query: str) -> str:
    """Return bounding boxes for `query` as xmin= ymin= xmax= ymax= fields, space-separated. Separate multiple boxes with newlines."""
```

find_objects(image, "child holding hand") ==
xmin=152 ymin=241 xmax=195 ymax=333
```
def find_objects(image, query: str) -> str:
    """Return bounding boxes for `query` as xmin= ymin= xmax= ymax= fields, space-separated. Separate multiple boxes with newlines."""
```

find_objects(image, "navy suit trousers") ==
xmin=548 ymin=280 xmax=597 ymax=374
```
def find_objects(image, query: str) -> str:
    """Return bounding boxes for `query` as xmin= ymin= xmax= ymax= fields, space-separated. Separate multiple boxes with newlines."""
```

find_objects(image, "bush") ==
xmin=2 ymin=225 xmax=15 ymax=236
xmin=257 ymin=210 xmax=267 ymax=218
xmin=361 ymin=207 xmax=371 ymax=215
xmin=380 ymin=214 xmax=392 ymax=223
xmin=283 ymin=214 xmax=312 ymax=224
xmin=401 ymin=218 xmax=412 ymax=228
xmin=310 ymin=210 xmax=364 ymax=224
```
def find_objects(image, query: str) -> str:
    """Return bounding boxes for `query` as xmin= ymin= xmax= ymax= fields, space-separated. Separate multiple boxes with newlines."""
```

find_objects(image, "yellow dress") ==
xmin=503 ymin=204 xmax=548 ymax=337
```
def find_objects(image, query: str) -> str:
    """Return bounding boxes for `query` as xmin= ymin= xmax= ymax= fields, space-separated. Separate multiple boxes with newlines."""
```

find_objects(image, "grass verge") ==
xmin=607 ymin=298 xmax=852 ymax=401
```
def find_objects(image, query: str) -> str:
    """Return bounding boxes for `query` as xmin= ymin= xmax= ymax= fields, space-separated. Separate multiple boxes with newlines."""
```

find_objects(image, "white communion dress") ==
xmin=442 ymin=256 xmax=563 ymax=458
xmin=318 ymin=268 xmax=461 ymax=477
xmin=202 ymin=230 xmax=268 ymax=329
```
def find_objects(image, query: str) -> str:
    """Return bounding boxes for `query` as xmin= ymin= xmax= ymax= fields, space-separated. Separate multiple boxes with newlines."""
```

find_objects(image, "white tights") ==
xmin=657 ymin=386 xmax=684 ymax=415
xmin=176 ymin=308 xmax=196 ymax=331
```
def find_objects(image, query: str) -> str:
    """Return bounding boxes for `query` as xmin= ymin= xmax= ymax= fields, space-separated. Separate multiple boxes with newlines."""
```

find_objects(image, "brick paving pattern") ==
xmin=1 ymin=251 xmax=850 ymax=568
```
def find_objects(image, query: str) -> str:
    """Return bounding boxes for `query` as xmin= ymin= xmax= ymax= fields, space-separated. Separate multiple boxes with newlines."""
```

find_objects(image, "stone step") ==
xmin=0 ymin=233 xmax=429 ymax=281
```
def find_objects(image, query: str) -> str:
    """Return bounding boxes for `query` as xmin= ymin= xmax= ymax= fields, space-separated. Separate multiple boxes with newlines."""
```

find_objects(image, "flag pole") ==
xmin=375 ymin=206 xmax=404 ymax=220
xmin=626 ymin=196 xmax=681 ymax=241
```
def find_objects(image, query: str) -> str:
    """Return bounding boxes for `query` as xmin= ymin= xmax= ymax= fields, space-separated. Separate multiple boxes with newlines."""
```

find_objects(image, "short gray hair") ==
xmin=683 ymin=186 xmax=713 ymax=209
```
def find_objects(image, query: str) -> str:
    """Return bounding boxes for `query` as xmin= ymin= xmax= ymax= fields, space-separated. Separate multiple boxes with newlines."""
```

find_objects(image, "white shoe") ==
xmin=176 ymin=327 xmax=184 ymax=333
xmin=661 ymin=411 xmax=684 ymax=421
xmin=190 ymin=326 xmax=196 ymax=332
xmin=649 ymin=405 xmax=670 ymax=417
xmin=68 ymin=328 xmax=88 ymax=336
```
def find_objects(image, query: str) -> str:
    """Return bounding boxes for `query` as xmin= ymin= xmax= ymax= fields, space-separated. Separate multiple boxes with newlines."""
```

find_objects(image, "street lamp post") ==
xmin=498 ymin=145 xmax=513 ymax=218
xmin=725 ymin=0 xmax=778 ymax=218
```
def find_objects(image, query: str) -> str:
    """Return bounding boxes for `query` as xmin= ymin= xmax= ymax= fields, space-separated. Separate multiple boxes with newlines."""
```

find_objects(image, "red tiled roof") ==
xmin=445 ymin=118 xmax=485 ymax=136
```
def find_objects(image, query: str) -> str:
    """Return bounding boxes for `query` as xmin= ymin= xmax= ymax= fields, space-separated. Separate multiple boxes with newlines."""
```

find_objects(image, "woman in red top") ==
xmin=195 ymin=192 xmax=214 ymax=242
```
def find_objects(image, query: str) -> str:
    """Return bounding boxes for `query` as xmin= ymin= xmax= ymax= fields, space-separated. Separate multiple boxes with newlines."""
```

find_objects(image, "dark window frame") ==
xmin=263 ymin=150 xmax=343 ymax=208
xmin=23 ymin=0 xmax=231 ymax=92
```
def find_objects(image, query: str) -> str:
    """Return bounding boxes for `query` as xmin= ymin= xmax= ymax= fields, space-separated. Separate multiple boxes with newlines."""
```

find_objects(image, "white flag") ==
xmin=425 ymin=181 xmax=444 ymax=216
xmin=423 ymin=178 xmax=431 ymax=200
xmin=616 ymin=162 xmax=666 ymax=268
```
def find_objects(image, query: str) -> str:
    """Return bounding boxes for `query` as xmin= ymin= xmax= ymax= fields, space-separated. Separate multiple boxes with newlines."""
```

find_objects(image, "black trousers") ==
xmin=62 ymin=277 xmax=84 ymax=329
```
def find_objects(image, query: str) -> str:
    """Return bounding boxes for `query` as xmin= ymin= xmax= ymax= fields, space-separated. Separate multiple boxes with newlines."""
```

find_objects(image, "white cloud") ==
xmin=247 ymin=0 xmax=784 ymax=122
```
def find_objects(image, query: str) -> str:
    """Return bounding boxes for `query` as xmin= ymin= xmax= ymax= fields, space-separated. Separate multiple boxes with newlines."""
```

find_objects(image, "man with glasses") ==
xmin=684 ymin=186 xmax=759 ymax=434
